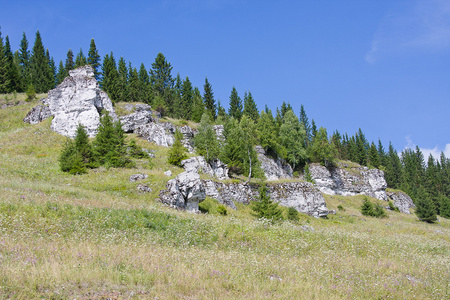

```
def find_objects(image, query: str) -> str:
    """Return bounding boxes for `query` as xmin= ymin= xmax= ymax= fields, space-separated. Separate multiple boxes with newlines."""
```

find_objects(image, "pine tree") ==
xmin=59 ymin=124 xmax=92 ymax=174
xmin=56 ymin=60 xmax=66 ymax=84
xmin=100 ymin=53 xmax=119 ymax=102
xmin=242 ymin=91 xmax=259 ymax=123
xmin=203 ymin=76 xmax=216 ymax=119
xmin=385 ymin=142 xmax=403 ymax=189
xmin=258 ymin=110 xmax=280 ymax=157
xmin=439 ymin=194 xmax=450 ymax=219
xmin=75 ymin=48 xmax=87 ymax=68
xmin=4 ymin=36 xmax=21 ymax=92
xmin=74 ymin=124 xmax=93 ymax=167
xmin=280 ymin=101 xmax=293 ymax=119
xmin=308 ymin=127 xmax=336 ymax=167
xmin=65 ymin=49 xmax=75 ymax=72
xmin=0 ymin=30 xmax=11 ymax=93
xmin=415 ymin=187 xmax=437 ymax=223
xmin=180 ymin=76 xmax=193 ymax=120
xmin=150 ymin=52 xmax=174 ymax=109
xmin=368 ymin=142 xmax=380 ymax=168
xmin=46 ymin=50 xmax=56 ymax=89
xmin=127 ymin=63 xmax=140 ymax=102
xmin=311 ymin=119 xmax=317 ymax=140
xmin=117 ymin=57 xmax=128 ymax=102
xmin=18 ymin=32 xmax=30 ymax=90
xmin=191 ymin=87 xmax=205 ymax=123
xmin=361 ymin=198 xmax=374 ymax=216
xmin=304 ymin=163 xmax=314 ymax=183
xmin=167 ymin=129 xmax=188 ymax=166
xmin=251 ymin=184 xmax=283 ymax=222
xmin=138 ymin=63 xmax=151 ymax=104
xmin=217 ymin=100 xmax=226 ymax=120
xmin=299 ymin=104 xmax=311 ymax=145
xmin=228 ymin=86 xmax=242 ymax=120
xmin=30 ymin=30 xmax=52 ymax=93
xmin=194 ymin=112 xmax=219 ymax=162
xmin=87 ymin=38 xmax=101 ymax=80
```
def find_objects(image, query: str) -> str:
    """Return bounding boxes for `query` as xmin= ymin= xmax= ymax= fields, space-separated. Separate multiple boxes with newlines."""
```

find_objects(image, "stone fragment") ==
xmin=164 ymin=170 xmax=172 ymax=177
xmin=386 ymin=191 xmax=415 ymax=214
xmin=137 ymin=184 xmax=152 ymax=193
xmin=129 ymin=173 xmax=148 ymax=182
xmin=181 ymin=156 xmax=229 ymax=180
xmin=23 ymin=104 xmax=52 ymax=124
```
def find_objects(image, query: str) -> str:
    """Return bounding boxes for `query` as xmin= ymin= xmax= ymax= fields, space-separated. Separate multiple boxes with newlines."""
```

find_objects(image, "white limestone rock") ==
xmin=41 ymin=65 xmax=117 ymax=138
xmin=255 ymin=145 xmax=293 ymax=181
xmin=387 ymin=191 xmax=415 ymax=214
xmin=135 ymin=122 xmax=175 ymax=147
xmin=181 ymin=156 xmax=229 ymax=180
xmin=120 ymin=104 xmax=154 ymax=132
xmin=23 ymin=104 xmax=52 ymax=124
xmin=159 ymin=170 xmax=206 ymax=212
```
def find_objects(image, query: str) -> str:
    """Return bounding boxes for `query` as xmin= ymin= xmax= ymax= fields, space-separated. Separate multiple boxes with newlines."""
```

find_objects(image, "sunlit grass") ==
xmin=0 ymin=96 xmax=449 ymax=299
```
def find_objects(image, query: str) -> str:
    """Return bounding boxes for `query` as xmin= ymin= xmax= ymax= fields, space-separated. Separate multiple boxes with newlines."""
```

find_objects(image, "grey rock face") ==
xmin=179 ymin=125 xmax=197 ymax=152
xmin=23 ymin=104 xmax=52 ymax=124
xmin=137 ymin=184 xmax=152 ymax=193
xmin=44 ymin=65 xmax=117 ymax=138
xmin=181 ymin=156 xmax=229 ymax=180
xmin=135 ymin=122 xmax=175 ymax=147
xmin=310 ymin=163 xmax=388 ymax=200
xmin=387 ymin=191 xmax=415 ymax=214
xmin=159 ymin=170 xmax=206 ymax=212
xmin=213 ymin=125 xmax=225 ymax=141
xmin=120 ymin=104 xmax=153 ymax=133
xmin=255 ymin=145 xmax=293 ymax=181
xmin=202 ymin=180 xmax=328 ymax=217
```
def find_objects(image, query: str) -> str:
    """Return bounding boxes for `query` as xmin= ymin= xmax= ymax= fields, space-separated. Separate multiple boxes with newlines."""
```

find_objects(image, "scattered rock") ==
xmin=301 ymin=225 xmax=315 ymax=232
xmin=159 ymin=170 xmax=206 ymax=212
xmin=129 ymin=174 xmax=148 ymax=182
xmin=136 ymin=184 xmax=152 ymax=193
xmin=269 ymin=274 xmax=282 ymax=281
xmin=181 ymin=156 xmax=229 ymax=180
xmin=164 ymin=170 xmax=172 ymax=177
xmin=386 ymin=191 xmax=415 ymax=214
xmin=41 ymin=65 xmax=117 ymax=138
xmin=23 ymin=104 xmax=52 ymax=124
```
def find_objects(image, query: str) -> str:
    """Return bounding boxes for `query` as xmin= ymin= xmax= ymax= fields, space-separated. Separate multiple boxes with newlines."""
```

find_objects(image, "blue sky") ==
xmin=1 ymin=0 xmax=449 ymax=159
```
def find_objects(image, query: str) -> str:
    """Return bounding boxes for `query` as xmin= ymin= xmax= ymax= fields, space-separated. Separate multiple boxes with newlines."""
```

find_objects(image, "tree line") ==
xmin=2 ymin=28 xmax=449 ymax=221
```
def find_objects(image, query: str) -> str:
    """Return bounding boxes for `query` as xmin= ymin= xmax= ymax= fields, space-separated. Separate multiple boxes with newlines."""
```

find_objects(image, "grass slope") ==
xmin=0 ymin=96 xmax=449 ymax=299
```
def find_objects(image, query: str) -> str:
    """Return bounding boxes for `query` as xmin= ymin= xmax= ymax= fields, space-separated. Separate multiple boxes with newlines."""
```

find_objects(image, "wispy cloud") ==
xmin=365 ymin=0 xmax=450 ymax=63
xmin=403 ymin=135 xmax=450 ymax=162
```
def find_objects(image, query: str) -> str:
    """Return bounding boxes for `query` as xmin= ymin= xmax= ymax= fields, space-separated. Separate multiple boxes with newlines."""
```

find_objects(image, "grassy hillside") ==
xmin=0 ymin=96 xmax=449 ymax=299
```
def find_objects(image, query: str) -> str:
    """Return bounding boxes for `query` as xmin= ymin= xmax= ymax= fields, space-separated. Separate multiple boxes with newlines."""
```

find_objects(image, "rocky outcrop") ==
xmin=181 ymin=156 xmax=229 ymax=180
xmin=23 ymin=104 xmax=52 ymax=124
xmin=202 ymin=180 xmax=328 ymax=217
xmin=310 ymin=163 xmax=388 ymax=200
xmin=135 ymin=122 xmax=175 ymax=147
xmin=179 ymin=125 xmax=197 ymax=152
xmin=255 ymin=146 xmax=293 ymax=181
xmin=386 ymin=191 xmax=415 ymax=214
xmin=120 ymin=104 xmax=154 ymax=133
xmin=37 ymin=65 xmax=117 ymax=138
xmin=159 ymin=170 xmax=206 ymax=212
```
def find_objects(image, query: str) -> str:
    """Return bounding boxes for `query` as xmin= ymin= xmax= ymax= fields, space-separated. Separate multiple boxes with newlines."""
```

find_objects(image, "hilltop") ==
xmin=0 ymin=93 xmax=449 ymax=299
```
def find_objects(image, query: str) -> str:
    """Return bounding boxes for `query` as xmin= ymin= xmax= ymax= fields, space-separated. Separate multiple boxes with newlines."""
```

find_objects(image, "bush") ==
xmin=388 ymin=201 xmax=400 ymax=212
xmin=167 ymin=129 xmax=187 ymax=167
xmin=26 ymin=84 xmax=36 ymax=102
xmin=217 ymin=205 xmax=228 ymax=216
xmin=287 ymin=207 xmax=299 ymax=221
xmin=361 ymin=197 xmax=387 ymax=218
xmin=337 ymin=205 xmax=345 ymax=211
xmin=251 ymin=184 xmax=283 ymax=222
xmin=415 ymin=192 xmax=437 ymax=223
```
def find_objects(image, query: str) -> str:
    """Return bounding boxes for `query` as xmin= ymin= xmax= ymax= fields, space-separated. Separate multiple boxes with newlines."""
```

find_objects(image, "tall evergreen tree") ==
xmin=191 ymin=87 xmax=205 ymax=123
xmin=251 ymin=184 xmax=283 ymax=221
xmin=100 ymin=52 xmax=119 ymax=102
xmin=65 ymin=49 xmax=75 ymax=72
xmin=385 ymin=142 xmax=403 ymax=189
xmin=194 ymin=112 xmax=220 ymax=162
xmin=311 ymin=119 xmax=317 ymax=140
xmin=279 ymin=110 xmax=307 ymax=170
xmin=127 ymin=63 xmax=139 ymax=102
xmin=18 ymin=32 xmax=30 ymax=90
xmin=167 ymin=129 xmax=188 ymax=166
xmin=217 ymin=100 xmax=226 ymax=120
xmin=150 ymin=52 xmax=174 ymax=109
xmin=368 ymin=142 xmax=380 ymax=168
xmin=415 ymin=186 xmax=437 ymax=223
xmin=117 ymin=57 xmax=128 ymax=102
xmin=0 ymin=30 xmax=9 ymax=93
xmin=299 ymin=104 xmax=311 ymax=145
xmin=228 ymin=86 xmax=242 ymax=120
xmin=138 ymin=63 xmax=151 ymax=104
xmin=30 ymin=30 xmax=51 ymax=93
xmin=203 ymin=76 xmax=216 ymax=119
xmin=180 ymin=76 xmax=193 ymax=120
xmin=47 ymin=53 xmax=56 ymax=89
xmin=4 ymin=36 xmax=21 ymax=92
xmin=56 ymin=60 xmax=66 ymax=84
xmin=75 ymin=48 xmax=87 ymax=68
xmin=280 ymin=101 xmax=293 ymax=119
xmin=243 ymin=91 xmax=259 ymax=123
xmin=308 ymin=127 xmax=336 ymax=167
xmin=258 ymin=110 xmax=280 ymax=157
xmin=87 ymin=38 xmax=101 ymax=80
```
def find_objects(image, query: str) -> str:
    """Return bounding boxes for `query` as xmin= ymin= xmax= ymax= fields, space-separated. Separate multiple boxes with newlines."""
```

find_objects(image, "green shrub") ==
xmin=388 ymin=201 xmax=400 ymax=212
xmin=26 ymin=84 xmax=36 ymax=102
xmin=251 ymin=184 xmax=283 ymax=222
xmin=167 ymin=129 xmax=187 ymax=166
xmin=361 ymin=197 xmax=387 ymax=218
xmin=337 ymin=205 xmax=345 ymax=211
xmin=287 ymin=207 xmax=299 ymax=221
xmin=217 ymin=205 xmax=228 ymax=216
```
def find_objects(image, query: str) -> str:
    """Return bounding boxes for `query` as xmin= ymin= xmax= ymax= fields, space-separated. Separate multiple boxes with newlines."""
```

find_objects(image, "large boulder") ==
xmin=310 ymin=163 xmax=388 ymax=200
xmin=181 ymin=156 xmax=229 ymax=180
xmin=387 ymin=191 xmax=415 ymax=214
xmin=36 ymin=65 xmax=117 ymax=138
xmin=255 ymin=145 xmax=293 ymax=181
xmin=159 ymin=170 xmax=206 ymax=212
xmin=120 ymin=104 xmax=154 ymax=133
xmin=135 ymin=122 xmax=175 ymax=147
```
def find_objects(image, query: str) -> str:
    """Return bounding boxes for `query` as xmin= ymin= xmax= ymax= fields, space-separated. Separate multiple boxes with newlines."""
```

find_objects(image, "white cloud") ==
xmin=365 ymin=0 xmax=450 ymax=63
xmin=403 ymin=135 xmax=450 ymax=162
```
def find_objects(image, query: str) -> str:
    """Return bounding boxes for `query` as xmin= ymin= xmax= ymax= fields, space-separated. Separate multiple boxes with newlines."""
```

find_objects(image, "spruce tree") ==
xmin=191 ymin=87 xmax=205 ymax=123
xmin=415 ymin=187 xmax=437 ymax=223
xmin=203 ymin=76 xmax=216 ymax=119
xmin=180 ymin=76 xmax=193 ymax=120
xmin=308 ymin=127 xmax=336 ymax=167
xmin=0 ymin=30 xmax=11 ymax=93
xmin=65 ymin=49 xmax=75 ymax=72
xmin=127 ymin=63 xmax=140 ymax=102
xmin=251 ymin=184 xmax=283 ymax=222
xmin=47 ymin=53 xmax=56 ymax=89
xmin=117 ymin=57 xmax=128 ymax=102
xmin=217 ymin=100 xmax=227 ymax=120
xmin=100 ymin=53 xmax=119 ymax=102
xmin=228 ymin=86 xmax=242 ymax=120
xmin=138 ymin=63 xmax=151 ymax=104
xmin=258 ymin=110 xmax=280 ymax=157
xmin=56 ymin=60 xmax=66 ymax=84
xmin=4 ymin=36 xmax=21 ymax=92
xmin=279 ymin=110 xmax=307 ymax=170
xmin=439 ymin=195 xmax=450 ymax=219
xmin=167 ymin=129 xmax=188 ymax=166
xmin=243 ymin=91 xmax=259 ymax=123
xmin=368 ymin=142 xmax=380 ymax=168
xmin=30 ymin=30 xmax=51 ymax=93
xmin=150 ymin=52 xmax=174 ymax=109
xmin=18 ymin=32 xmax=30 ymax=90
xmin=87 ymin=38 xmax=101 ymax=80
xmin=75 ymin=48 xmax=87 ymax=68
xmin=299 ymin=104 xmax=311 ymax=145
